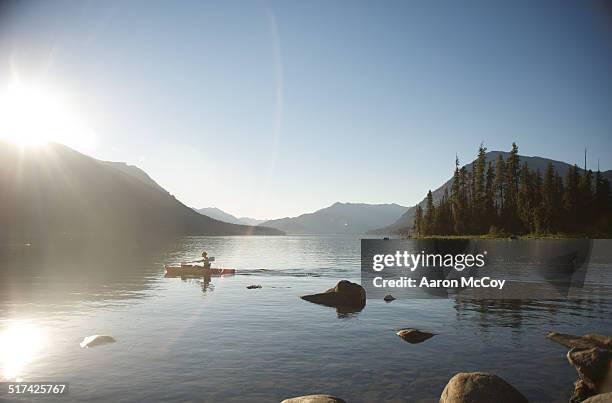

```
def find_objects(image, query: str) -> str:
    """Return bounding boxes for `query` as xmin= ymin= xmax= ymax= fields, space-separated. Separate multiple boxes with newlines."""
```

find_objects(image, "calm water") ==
xmin=0 ymin=235 xmax=611 ymax=402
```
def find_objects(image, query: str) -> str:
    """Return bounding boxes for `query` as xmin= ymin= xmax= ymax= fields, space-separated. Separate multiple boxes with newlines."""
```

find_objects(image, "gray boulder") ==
xmin=440 ymin=372 xmax=528 ymax=403
xmin=281 ymin=394 xmax=346 ymax=403
xmin=301 ymin=280 xmax=366 ymax=312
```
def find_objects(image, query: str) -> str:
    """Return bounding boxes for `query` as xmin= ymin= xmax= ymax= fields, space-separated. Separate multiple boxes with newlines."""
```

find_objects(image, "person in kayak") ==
xmin=199 ymin=251 xmax=211 ymax=270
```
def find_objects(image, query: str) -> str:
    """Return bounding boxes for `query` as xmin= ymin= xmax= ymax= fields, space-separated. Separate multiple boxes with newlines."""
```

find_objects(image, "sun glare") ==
xmin=0 ymin=322 xmax=46 ymax=381
xmin=0 ymin=81 xmax=96 ymax=149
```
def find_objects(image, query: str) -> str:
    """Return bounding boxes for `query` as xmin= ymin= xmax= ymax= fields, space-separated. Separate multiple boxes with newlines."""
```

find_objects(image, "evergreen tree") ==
xmin=484 ymin=161 xmax=496 ymax=231
xmin=533 ymin=169 xmax=545 ymax=233
xmin=472 ymin=144 xmax=487 ymax=232
xmin=579 ymin=170 xmax=594 ymax=226
xmin=424 ymin=190 xmax=435 ymax=235
xmin=595 ymin=170 xmax=611 ymax=213
xmin=493 ymin=154 xmax=506 ymax=228
xmin=413 ymin=205 xmax=423 ymax=236
xmin=451 ymin=157 xmax=466 ymax=234
xmin=563 ymin=165 xmax=580 ymax=232
xmin=541 ymin=163 xmax=556 ymax=233
xmin=517 ymin=162 xmax=536 ymax=233
xmin=457 ymin=166 xmax=470 ymax=234
xmin=504 ymin=143 xmax=520 ymax=233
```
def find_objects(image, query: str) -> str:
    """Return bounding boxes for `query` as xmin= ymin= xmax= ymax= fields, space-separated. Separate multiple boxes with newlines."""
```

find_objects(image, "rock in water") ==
xmin=547 ymin=331 xmax=612 ymax=402
xmin=568 ymin=347 xmax=612 ymax=388
xmin=395 ymin=328 xmax=434 ymax=344
xmin=300 ymin=280 xmax=366 ymax=312
xmin=80 ymin=335 xmax=116 ymax=348
xmin=383 ymin=294 xmax=396 ymax=302
xmin=246 ymin=285 xmax=262 ymax=289
xmin=440 ymin=372 xmax=528 ymax=403
xmin=281 ymin=394 xmax=346 ymax=403
xmin=582 ymin=393 xmax=612 ymax=402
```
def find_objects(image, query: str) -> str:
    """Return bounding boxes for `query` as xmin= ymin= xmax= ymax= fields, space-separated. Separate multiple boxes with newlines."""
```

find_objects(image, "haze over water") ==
xmin=1 ymin=235 xmax=611 ymax=402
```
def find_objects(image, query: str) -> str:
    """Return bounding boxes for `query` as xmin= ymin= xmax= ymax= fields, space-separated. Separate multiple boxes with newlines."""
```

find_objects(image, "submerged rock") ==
xmin=281 ymin=394 xmax=346 ymax=403
xmin=440 ymin=372 xmax=528 ymax=403
xmin=395 ymin=328 xmax=434 ymax=344
xmin=383 ymin=294 xmax=396 ymax=302
xmin=80 ymin=335 xmax=116 ymax=348
xmin=246 ymin=285 xmax=262 ymax=289
xmin=582 ymin=392 xmax=612 ymax=402
xmin=547 ymin=332 xmax=612 ymax=350
xmin=300 ymin=280 xmax=366 ymax=312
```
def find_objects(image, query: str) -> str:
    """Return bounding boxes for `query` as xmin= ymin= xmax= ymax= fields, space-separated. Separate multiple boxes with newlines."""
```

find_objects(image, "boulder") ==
xmin=582 ymin=392 xmax=612 ymax=402
xmin=571 ymin=378 xmax=598 ymax=403
xmin=301 ymin=280 xmax=366 ymax=312
xmin=396 ymin=328 xmax=434 ymax=344
xmin=568 ymin=347 xmax=612 ymax=388
xmin=80 ymin=335 xmax=116 ymax=348
xmin=280 ymin=394 xmax=346 ymax=403
xmin=547 ymin=332 xmax=612 ymax=402
xmin=440 ymin=372 xmax=528 ymax=403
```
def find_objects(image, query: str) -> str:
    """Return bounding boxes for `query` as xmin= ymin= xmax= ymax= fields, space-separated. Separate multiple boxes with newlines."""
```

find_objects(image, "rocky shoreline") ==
xmin=294 ymin=280 xmax=612 ymax=403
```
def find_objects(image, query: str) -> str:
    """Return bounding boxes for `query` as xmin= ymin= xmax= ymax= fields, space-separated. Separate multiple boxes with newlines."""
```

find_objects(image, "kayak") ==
xmin=164 ymin=264 xmax=236 ymax=277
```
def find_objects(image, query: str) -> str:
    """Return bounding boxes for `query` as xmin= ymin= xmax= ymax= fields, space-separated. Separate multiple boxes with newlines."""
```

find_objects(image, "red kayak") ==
xmin=164 ymin=264 xmax=236 ymax=277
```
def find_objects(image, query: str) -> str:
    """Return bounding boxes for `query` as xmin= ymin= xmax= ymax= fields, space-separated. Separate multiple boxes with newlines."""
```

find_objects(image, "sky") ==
xmin=0 ymin=0 xmax=611 ymax=219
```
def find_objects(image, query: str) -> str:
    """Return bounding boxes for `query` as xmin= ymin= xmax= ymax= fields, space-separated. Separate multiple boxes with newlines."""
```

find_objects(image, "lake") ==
xmin=0 ymin=235 xmax=611 ymax=402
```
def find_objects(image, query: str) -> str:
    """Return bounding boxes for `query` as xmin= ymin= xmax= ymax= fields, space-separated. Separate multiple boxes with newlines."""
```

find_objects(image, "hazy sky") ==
xmin=0 ymin=1 xmax=611 ymax=219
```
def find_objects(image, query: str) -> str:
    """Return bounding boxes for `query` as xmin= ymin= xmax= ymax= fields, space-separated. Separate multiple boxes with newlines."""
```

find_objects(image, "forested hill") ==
xmin=371 ymin=147 xmax=612 ymax=236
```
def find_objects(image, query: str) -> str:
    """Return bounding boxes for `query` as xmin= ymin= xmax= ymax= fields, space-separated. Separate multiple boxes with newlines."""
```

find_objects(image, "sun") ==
xmin=0 ymin=80 xmax=96 ymax=149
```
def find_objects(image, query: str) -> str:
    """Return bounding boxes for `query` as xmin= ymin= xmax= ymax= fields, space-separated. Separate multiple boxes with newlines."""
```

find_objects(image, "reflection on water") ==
xmin=174 ymin=276 xmax=215 ymax=294
xmin=454 ymin=298 xmax=611 ymax=330
xmin=0 ymin=322 xmax=45 ymax=381
xmin=0 ymin=321 xmax=46 ymax=381
xmin=0 ymin=236 xmax=610 ymax=402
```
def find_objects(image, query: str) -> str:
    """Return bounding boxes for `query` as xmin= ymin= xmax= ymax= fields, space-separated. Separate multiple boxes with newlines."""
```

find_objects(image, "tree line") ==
xmin=411 ymin=143 xmax=612 ymax=237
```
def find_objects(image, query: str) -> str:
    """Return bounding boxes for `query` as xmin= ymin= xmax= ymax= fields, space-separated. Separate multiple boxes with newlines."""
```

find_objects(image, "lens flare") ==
xmin=0 ymin=80 xmax=96 ymax=149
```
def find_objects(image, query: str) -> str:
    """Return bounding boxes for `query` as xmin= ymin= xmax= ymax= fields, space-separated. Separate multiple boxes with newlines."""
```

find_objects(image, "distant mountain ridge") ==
xmin=260 ymin=202 xmax=408 ymax=234
xmin=371 ymin=151 xmax=612 ymax=235
xmin=195 ymin=207 xmax=265 ymax=226
xmin=238 ymin=216 xmax=266 ymax=226
xmin=0 ymin=141 xmax=283 ymax=241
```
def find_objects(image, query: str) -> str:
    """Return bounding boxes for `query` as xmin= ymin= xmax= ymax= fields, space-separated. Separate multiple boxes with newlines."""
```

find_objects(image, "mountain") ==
xmin=259 ymin=202 xmax=408 ymax=234
xmin=0 ymin=141 xmax=283 ymax=242
xmin=196 ymin=207 xmax=244 ymax=225
xmin=195 ymin=207 xmax=267 ymax=226
xmin=238 ymin=217 xmax=266 ymax=226
xmin=102 ymin=161 xmax=166 ymax=192
xmin=371 ymin=151 xmax=612 ymax=235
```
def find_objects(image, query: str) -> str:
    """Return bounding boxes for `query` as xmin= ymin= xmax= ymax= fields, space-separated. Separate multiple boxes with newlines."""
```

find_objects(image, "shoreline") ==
xmin=402 ymin=233 xmax=611 ymax=240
